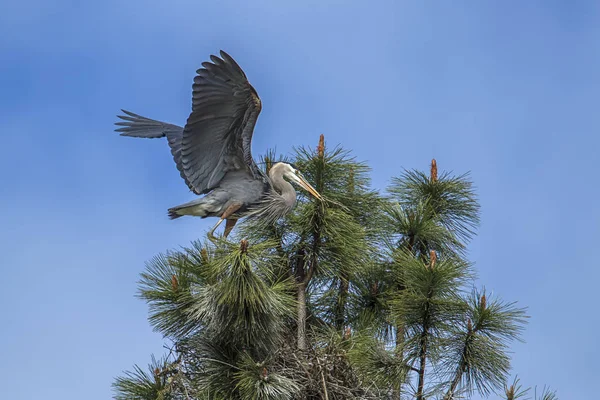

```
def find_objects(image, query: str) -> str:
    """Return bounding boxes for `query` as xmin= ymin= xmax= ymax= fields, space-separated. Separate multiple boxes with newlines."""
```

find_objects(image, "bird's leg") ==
xmin=207 ymin=203 xmax=242 ymax=241
xmin=207 ymin=219 xmax=225 ymax=242
xmin=224 ymin=219 xmax=238 ymax=238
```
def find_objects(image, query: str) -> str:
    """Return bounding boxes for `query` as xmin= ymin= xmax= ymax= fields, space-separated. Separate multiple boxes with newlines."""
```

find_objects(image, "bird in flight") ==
xmin=115 ymin=50 xmax=322 ymax=239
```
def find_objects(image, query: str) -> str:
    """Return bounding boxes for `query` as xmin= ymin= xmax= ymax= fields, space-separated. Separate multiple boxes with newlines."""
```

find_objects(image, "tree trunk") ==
xmin=444 ymin=334 xmax=472 ymax=399
xmin=416 ymin=299 xmax=430 ymax=400
xmin=416 ymin=329 xmax=428 ymax=400
xmin=395 ymin=322 xmax=404 ymax=354
xmin=297 ymin=282 xmax=307 ymax=350
xmin=395 ymin=235 xmax=414 ymax=355
xmin=444 ymin=371 xmax=462 ymax=400
xmin=294 ymin=247 xmax=309 ymax=351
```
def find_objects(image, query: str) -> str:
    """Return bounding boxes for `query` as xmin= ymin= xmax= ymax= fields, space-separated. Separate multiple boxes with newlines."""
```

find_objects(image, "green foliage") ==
xmin=114 ymin=140 xmax=555 ymax=400
xmin=388 ymin=169 xmax=480 ymax=243
xmin=234 ymin=353 xmax=300 ymax=400
xmin=138 ymin=248 xmax=205 ymax=339
xmin=384 ymin=200 xmax=465 ymax=258
xmin=441 ymin=290 xmax=528 ymax=398
xmin=534 ymin=386 xmax=559 ymax=400
xmin=503 ymin=376 xmax=530 ymax=400
xmin=390 ymin=252 xmax=471 ymax=364
xmin=188 ymin=240 xmax=295 ymax=352
xmin=346 ymin=331 xmax=409 ymax=392
xmin=113 ymin=355 xmax=178 ymax=400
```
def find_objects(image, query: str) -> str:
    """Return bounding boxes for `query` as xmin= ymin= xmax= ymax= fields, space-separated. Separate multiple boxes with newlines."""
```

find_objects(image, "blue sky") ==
xmin=1 ymin=1 xmax=598 ymax=398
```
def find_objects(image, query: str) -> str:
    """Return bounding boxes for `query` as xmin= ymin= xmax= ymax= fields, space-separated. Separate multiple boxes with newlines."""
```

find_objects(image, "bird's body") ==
xmin=167 ymin=169 xmax=268 ymax=220
xmin=115 ymin=51 xmax=321 ymax=238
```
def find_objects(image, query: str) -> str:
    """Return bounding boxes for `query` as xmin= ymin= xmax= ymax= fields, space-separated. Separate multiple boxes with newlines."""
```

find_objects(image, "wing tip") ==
xmin=219 ymin=49 xmax=231 ymax=60
xmin=194 ymin=50 xmax=246 ymax=80
xmin=219 ymin=50 xmax=245 ymax=76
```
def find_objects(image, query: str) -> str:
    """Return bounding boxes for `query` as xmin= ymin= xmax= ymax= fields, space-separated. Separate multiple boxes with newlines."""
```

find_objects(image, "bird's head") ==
xmin=271 ymin=162 xmax=323 ymax=200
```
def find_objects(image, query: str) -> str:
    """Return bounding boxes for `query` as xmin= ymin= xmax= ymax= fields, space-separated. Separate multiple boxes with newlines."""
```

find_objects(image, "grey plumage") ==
xmin=243 ymin=163 xmax=298 ymax=225
xmin=115 ymin=50 xmax=322 ymax=238
xmin=115 ymin=110 xmax=195 ymax=193
xmin=166 ymin=169 xmax=267 ymax=220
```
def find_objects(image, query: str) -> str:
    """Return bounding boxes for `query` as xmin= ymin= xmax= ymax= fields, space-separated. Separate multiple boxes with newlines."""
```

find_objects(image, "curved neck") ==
xmin=269 ymin=169 xmax=297 ymax=208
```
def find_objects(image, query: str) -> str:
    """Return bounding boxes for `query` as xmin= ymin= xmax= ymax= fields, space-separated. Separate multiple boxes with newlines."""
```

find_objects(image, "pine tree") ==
xmin=114 ymin=137 xmax=556 ymax=400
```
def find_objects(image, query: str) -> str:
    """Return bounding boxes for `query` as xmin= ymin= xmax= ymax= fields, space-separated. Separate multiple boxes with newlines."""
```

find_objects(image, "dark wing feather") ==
xmin=115 ymin=110 xmax=200 ymax=194
xmin=180 ymin=50 xmax=265 ymax=195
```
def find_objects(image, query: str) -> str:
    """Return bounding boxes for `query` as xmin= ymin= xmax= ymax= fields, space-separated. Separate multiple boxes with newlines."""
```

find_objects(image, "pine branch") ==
xmin=441 ymin=289 xmax=528 ymax=398
xmin=113 ymin=355 xmax=176 ymax=400
xmin=388 ymin=161 xmax=480 ymax=243
xmin=113 ymin=141 xmax=557 ymax=400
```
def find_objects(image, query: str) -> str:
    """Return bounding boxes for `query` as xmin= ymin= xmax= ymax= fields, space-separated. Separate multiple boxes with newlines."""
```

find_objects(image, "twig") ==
xmin=316 ymin=357 xmax=330 ymax=400
xmin=182 ymin=382 xmax=191 ymax=400
xmin=291 ymin=352 xmax=312 ymax=381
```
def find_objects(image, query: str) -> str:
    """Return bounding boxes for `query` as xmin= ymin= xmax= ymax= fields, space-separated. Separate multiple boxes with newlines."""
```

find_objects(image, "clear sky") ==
xmin=1 ymin=1 xmax=598 ymax=398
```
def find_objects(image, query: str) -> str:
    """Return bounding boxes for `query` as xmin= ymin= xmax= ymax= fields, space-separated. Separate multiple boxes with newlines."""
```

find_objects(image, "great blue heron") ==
xmin=115 ymin=51 xmax=322 ymax=238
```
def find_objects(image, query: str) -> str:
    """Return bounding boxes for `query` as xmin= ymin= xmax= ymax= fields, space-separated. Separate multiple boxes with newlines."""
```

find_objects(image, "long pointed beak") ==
xmin=295 ymin=174 xmax=323 ymax=200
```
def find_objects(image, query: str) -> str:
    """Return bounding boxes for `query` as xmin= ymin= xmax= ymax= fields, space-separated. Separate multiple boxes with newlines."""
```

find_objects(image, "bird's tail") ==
xmin=168 ymin=209 xmax=185 ymax=220
xmin=168 ymin=204 xmax=202 ymax=220
xmin=167 ymin=196 xmax=222 ymax=220
xmin=114 ymin=109 xmax=170 ymax=138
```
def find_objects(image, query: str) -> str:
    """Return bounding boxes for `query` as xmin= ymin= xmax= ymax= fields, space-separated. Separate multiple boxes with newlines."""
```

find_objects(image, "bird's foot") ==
xmin=207 ymin=230 xmax=219 ymax=244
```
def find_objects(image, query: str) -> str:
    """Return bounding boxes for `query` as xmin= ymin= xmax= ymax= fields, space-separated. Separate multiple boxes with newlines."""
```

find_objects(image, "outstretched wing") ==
xmin=115 ymin=110 xmax=201 ymax=195
xmin=181 ymin=50 xmax=265 ymax=195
